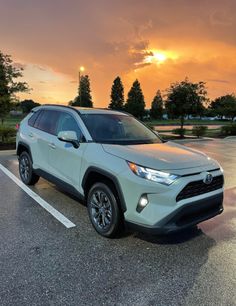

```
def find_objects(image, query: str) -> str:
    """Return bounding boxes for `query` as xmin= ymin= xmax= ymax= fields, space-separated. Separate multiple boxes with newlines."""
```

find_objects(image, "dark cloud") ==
xmin=134 ymin=62 xmax=151 ymax=69
xmin=207 ymin=79 xmax=230 ymax=84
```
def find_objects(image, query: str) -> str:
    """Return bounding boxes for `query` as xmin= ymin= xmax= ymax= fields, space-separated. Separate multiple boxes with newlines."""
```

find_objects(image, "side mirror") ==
xmin=57 ymin=130 xmax=80 ymax=148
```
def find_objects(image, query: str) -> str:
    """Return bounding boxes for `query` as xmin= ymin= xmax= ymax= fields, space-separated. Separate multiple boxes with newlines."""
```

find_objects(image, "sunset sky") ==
xmin=0 ymin=0 xmax=236 ymax=108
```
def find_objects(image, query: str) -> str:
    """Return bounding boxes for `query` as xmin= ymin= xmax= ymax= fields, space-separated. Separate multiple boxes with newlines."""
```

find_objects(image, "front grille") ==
xmin=176 ymin=175 xmax=224 ymax=202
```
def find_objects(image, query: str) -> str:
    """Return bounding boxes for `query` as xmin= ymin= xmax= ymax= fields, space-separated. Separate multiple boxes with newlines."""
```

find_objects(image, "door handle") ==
xmin=28 ymin=132 xmax=34 ymax=138
xmin=48 ymin=143 xmax=56 ymax=149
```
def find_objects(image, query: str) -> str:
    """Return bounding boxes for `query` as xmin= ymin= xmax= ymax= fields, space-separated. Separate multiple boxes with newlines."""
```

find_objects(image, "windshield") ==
xmin=81 ymin=113 xmax=162 ymax=145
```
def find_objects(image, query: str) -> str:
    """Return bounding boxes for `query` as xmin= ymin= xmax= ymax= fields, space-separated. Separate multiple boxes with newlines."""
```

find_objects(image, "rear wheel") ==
xmin=87 ymin=182 xmax=122 ymax=238
xmin=19 ymin=151 xmax=40 ymax=185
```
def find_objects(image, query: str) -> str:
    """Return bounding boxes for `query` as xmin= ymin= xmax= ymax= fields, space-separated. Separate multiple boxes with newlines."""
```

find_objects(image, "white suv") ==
xmin=16 ymin=105 xmax=224 ymax=237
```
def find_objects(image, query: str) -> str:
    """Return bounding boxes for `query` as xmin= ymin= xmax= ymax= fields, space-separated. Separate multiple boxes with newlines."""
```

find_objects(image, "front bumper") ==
xmin=125 ymin=193 xmax=223 ymax=235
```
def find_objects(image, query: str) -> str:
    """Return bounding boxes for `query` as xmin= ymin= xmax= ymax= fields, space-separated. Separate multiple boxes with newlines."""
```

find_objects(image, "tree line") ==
xmin=1 ymin=50 xmax=236 ymax=128
xmin=72 ymin=74 xmax=236 ymax=127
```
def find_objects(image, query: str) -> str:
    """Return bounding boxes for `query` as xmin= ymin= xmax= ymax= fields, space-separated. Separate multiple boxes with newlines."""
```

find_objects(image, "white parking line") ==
xmin=0 ymin=163 xmax=76 ymax=229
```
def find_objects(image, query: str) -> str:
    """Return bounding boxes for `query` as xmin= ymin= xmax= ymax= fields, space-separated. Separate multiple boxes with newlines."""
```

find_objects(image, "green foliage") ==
xmin=125 ymin=79 xmax=145 ymax=119
xmin=210 ymin=94 xmax=236 ymax=121
xmin=192 ymin=125 xmax=208 ymax=138
xmin=73 ymin=75 xmax=93 ymax=107
xmin=0 ymin=51 xmax=29 ymax=123
xmin=109 ymin=76 xmax=124 ymax=110
xmin=203 ymin=107 xmax=216 ymax=118
xmin=20 ymin=99 xmax=40 ymax=113
xmin=150 ymin=90 xmax=163 ymax=119
xmin=221 ymin=124 xmax=236 ymax=136
xmin=165 ymin=78 xmax=207 ymax=128
xmin=0 ymin=126 xmax=16 ymax=143
xmin=172 ymin=128 xmax=186 ymax=138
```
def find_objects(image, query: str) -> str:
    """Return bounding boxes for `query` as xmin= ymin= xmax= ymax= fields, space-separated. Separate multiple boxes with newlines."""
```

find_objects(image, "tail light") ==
xmin=16 ymin=123 xmax=20 ymax=130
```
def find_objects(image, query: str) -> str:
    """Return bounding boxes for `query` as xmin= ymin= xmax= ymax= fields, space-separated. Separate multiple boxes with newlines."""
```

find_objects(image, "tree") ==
xmin=165 ymin=78 xmax=207 ymax=128
xmin=72 ymin=75 xmax=93 ymax=107
xmin=108 ymin=76 xmax=124 ymax=110
xmin=20 ymin=99 xmax=40 ymax=113
xmin=0 ymin=51 xmax=29 ymax=123
xmin=125 ymin=79 xmax=145 ymax=119
xmin=210 ymin=94 xmax=236 ymax=121
xmin=150 ymin=90 xmax=163 ymax=119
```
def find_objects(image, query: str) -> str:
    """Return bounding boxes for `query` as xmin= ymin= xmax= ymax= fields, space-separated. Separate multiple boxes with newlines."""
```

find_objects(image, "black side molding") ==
xmin=34 ymin=169 xmax=84 ymax=202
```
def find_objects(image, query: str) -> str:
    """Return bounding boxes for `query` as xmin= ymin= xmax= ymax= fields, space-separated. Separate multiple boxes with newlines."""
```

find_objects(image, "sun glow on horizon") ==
xmin=144 ymin=49 xmax=179 ymax=65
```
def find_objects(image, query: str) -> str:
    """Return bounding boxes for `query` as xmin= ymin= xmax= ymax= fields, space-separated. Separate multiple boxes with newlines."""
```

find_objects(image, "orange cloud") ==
xmin=0 ymin=0 xmax=235 ymax=107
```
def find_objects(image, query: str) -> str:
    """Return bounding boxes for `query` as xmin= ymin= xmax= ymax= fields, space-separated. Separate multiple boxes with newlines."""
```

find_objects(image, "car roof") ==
xmin=36 ymin=104 xmax=129 ymax=116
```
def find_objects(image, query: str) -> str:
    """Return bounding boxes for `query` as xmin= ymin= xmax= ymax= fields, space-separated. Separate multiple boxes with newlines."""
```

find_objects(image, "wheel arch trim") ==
xmin=17 ymin=141 xmax=33 ymax=161
xmin=82 ymin=166 xmax=127 ymax=212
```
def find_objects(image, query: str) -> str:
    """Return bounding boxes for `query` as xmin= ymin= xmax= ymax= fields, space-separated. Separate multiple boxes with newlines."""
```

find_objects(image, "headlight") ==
xmin=127 ymin=161 xmax=180 ymax=186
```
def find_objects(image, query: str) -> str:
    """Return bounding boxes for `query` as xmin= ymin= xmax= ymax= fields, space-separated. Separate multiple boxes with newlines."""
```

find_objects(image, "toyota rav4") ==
xmin=16 ymin=105 xmax=224 ymax=237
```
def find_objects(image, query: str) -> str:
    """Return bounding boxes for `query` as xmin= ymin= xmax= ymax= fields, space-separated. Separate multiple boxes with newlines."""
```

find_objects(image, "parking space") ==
xmin=0 ymin=140 xmax=236 ymax=306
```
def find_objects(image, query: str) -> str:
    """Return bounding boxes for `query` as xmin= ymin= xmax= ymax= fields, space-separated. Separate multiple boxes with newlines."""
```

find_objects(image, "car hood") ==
xmin=102 ymin=141 xmax=216 ymax=171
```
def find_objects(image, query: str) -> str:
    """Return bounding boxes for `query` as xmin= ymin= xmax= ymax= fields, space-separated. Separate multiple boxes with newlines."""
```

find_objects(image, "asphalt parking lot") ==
xmin=0 ymin=139 xmax=236 ymax=306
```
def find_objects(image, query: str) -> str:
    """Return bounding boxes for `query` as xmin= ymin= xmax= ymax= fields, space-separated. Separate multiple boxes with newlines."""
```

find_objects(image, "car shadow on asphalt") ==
xmin=133 ymin=226 xmax=204 ymax=245
xmin=54 ymin=185 xmax=87 ymax=206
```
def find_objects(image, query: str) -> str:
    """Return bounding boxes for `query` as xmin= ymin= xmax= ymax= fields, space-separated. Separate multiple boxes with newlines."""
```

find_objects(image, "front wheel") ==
xmin=19 ymin=151 xmax=40 ymax=185
xmin=87 ymin=182 xmax=122 ymax=238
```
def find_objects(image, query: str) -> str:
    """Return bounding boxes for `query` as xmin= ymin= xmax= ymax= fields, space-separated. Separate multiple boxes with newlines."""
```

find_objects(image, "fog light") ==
xmin=136 ymin=194 xmax=149 ymax=213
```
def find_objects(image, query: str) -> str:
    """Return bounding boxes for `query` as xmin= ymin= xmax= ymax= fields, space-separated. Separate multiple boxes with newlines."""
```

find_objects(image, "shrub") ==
xmin=0 ymin=126 xmax=16 ymax=143
xmin=221 ymin=124 xmax=236 ymax=136
xmin=192 ymin=125 xmax=208 ymax=138
xmin=172 ymin=128 xmax=186 ymax=138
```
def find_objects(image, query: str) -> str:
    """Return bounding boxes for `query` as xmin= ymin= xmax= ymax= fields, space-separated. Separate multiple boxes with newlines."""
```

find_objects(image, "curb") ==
xmin=173 ymin=137 xmax=214 ymax=143
xmin=0 ymin=150 xmax=16 ymax=155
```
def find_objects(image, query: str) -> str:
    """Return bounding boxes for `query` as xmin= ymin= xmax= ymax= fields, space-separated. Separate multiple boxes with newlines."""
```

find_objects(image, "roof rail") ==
xmin=41 ymin=104 xmax=131 ymax=116
xmin=42 ymin=104 xmax=81 ymax=114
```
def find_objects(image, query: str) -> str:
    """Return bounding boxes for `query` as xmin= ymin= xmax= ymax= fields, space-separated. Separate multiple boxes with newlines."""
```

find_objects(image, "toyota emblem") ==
xmin=203 ymin=173 xmax=213 ymax=184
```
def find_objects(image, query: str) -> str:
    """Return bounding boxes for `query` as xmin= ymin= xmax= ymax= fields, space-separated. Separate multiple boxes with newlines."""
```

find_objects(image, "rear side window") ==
xmin=28 ymin=111 xmax=41 ymax=127
xmin=35 ymin=110 xmax=60 ymax=135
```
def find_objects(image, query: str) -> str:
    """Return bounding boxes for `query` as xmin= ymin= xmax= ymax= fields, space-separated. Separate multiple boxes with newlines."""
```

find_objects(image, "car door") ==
xmin=29 ymin=109 xmax=60 ymax=172
xmin=26 ymin=109 xmax=42 ymax=170
xmin=48 ymin=111 xmax=87 ymax=187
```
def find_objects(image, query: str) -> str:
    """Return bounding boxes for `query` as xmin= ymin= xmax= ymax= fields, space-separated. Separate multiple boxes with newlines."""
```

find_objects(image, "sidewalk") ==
xmin=159 ymin=131 xmax=214 ymax=142
xmin=173 ymin=137 xmax=214 ymax=143
xmin=0 ymin=149 xmax=16 ymax=155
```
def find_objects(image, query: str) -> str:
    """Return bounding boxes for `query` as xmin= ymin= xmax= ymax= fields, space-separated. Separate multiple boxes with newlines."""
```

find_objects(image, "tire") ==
xmin=19 ymin=151 xmax=40 ymax=185
xmin=87 ymin=182 xmax=122 ymax=238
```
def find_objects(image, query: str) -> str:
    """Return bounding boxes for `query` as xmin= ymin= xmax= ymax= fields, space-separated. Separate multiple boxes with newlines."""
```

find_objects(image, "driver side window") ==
xmin=57 ymin=112 xmax=82 ymax=140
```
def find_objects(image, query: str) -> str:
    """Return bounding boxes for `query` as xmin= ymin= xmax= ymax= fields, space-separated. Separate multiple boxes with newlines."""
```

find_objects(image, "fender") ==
xmin=82 ymin=166 xmax=127 ymax=212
